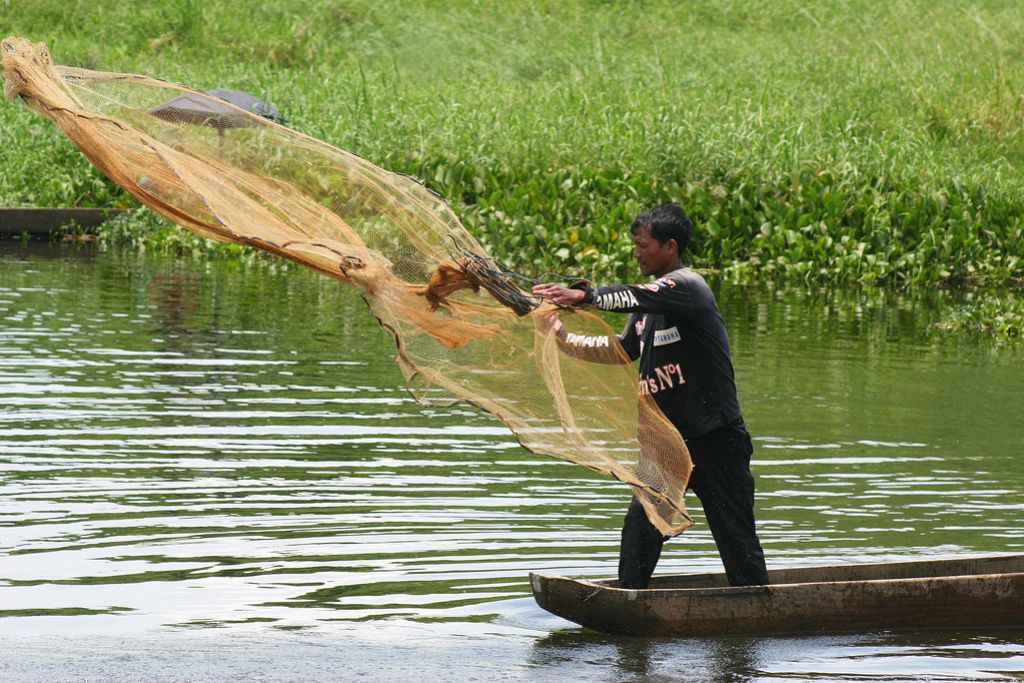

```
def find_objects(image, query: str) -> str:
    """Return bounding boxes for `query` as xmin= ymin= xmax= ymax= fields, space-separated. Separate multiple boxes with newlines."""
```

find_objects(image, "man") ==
xmin=532 ymin=204 xmax=769 ymax=588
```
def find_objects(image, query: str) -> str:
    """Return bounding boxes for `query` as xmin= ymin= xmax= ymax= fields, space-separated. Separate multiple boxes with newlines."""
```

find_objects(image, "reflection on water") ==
xmin=528 ymin=630 xmax=1024 ymax=682
xmin=0 ymin=243 xmax=1022 ymax=680
xmin=528 ymin=630 xmax=768 ymax=681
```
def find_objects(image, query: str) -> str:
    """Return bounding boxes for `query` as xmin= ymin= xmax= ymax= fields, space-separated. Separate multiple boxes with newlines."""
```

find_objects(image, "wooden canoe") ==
xmin=530 ymin=553 xmax=1024 ymax=637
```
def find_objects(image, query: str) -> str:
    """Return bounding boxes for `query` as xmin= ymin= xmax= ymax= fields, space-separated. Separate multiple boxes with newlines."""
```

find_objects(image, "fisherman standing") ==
xmin=532 ymin=204 xmax=769 ymax=588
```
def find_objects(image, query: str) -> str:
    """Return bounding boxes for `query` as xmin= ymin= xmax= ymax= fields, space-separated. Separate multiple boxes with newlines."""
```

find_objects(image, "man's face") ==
xmin=632 ymin=226 xmax=677 ymax=278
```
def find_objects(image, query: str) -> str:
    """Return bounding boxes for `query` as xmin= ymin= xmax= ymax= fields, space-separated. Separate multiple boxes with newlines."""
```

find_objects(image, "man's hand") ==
xmin=532 ymin=283 xmax=587 ymax=307
xmin=537 ymin=308 xmax=565 ymax=334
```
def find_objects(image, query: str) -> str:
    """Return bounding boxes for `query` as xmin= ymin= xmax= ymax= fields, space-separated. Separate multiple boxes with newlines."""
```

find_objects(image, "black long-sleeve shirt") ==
xmin=575 ymin=267 xmax=743 ymax=439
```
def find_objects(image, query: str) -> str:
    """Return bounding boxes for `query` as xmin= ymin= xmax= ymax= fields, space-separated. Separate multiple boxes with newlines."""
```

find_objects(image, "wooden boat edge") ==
xmin=530 ymin=553 xmax=1024 ymax=637
xmin=534 ymin=552 xmax=1024 ymax=592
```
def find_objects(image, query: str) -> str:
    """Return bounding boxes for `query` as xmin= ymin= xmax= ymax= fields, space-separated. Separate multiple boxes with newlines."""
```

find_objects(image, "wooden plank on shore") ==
xmin=0 ymin=207 xmax=130 ymax=234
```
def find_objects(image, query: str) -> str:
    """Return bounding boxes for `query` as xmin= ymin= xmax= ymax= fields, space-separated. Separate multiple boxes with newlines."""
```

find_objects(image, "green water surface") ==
xmin=0 ymin=243 xmax=1021 ymax=682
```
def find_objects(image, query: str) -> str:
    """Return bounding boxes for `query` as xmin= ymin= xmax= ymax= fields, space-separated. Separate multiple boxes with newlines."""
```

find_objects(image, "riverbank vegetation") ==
xmin=933 ymin=292 xmax=1023 ymax=342
xmin=2 ymin=0 xmax=1022 ymax=288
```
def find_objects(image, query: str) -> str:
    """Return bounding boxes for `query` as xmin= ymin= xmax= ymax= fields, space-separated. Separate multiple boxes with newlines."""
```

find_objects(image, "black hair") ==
xmin=629 ymin=204 xmax=693 ymax=254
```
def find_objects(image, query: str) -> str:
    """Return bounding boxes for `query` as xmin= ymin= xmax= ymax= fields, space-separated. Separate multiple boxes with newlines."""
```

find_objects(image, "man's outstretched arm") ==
xmin=533 ymin=284 xmax=639 ymax=363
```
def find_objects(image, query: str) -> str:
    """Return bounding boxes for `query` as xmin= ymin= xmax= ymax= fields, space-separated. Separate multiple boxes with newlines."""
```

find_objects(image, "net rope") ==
xmin=2 ymin=37 xmax=693 ymax=535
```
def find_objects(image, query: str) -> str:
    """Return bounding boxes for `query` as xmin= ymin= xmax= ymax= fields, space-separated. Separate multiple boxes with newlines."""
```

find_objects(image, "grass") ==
xmin=1 ymin=0 xmax=1023 ymax=286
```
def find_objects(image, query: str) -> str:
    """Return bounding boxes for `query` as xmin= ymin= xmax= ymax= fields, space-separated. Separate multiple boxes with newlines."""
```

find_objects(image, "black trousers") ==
xmin=618 ymin=422 xmax=769 ymax=588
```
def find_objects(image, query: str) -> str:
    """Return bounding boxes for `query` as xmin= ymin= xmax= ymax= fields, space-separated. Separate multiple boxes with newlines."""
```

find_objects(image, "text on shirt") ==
xmin=595 ymin=289 xmax=639 ymax=310
xmin=638 ymin=362 xmax=686 ymax=395
xmin=564 ymin=332 xmax=611 ymax=348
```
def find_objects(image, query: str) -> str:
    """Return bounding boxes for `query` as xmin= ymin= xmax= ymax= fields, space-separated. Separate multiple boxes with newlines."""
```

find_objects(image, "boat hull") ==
xmin=530 ymin=554 xmax=1024 ymax=637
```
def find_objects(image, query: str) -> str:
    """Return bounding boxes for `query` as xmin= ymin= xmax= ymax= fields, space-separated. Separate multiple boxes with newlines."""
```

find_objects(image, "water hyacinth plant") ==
xmin=933 ymin=291 xmax=1024 ymax=342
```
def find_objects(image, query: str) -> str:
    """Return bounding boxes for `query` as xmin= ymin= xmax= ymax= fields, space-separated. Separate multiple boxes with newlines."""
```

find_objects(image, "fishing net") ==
xmin=1 ymin=37 xmax=693 ymax=536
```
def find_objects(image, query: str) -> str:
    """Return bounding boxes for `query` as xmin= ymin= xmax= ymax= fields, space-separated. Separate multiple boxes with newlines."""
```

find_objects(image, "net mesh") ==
xmin=2 ymin=37 xmax=693 ymax=536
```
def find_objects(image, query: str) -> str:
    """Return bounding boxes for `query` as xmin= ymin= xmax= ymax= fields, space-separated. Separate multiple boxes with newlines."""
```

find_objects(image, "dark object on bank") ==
xmin=531 ymin=553 xmax=1024 ymax=636
xmin=205 ymin=89 xmax=284 ymax=123
xmin=149 ymin=88 xmax=285 ymax=131
xmin=0 ymin=207 xmax=129 ymax=236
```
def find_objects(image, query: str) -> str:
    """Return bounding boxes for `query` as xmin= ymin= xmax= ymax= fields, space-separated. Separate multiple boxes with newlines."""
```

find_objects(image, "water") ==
xmin=1 ymin=242 xmax=1022 ymax=681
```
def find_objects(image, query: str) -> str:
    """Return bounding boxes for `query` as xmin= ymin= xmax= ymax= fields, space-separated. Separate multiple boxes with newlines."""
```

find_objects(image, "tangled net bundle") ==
xmin=2 ymin=37 xmax=692 ymax=535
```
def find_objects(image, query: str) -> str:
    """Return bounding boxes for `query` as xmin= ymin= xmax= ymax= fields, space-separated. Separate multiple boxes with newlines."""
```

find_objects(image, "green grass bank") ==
xmin=2 ymin=0 xmax=1023 ymax=287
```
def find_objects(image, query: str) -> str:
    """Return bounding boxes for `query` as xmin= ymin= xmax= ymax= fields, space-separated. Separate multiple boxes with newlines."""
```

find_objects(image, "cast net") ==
xmin=1 ymin=37 xmax=692 ymax=536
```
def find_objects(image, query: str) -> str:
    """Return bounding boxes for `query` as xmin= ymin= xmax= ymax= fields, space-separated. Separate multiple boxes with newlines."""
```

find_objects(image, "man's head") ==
xmin=629 ymin=204 xmax=692 ymax=278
